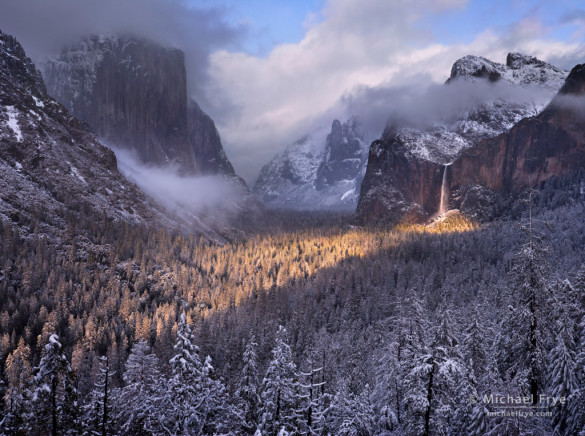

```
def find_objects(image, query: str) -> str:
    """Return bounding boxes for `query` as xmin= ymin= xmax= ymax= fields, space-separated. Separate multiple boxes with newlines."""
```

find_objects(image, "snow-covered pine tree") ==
xmin=574 ymin=265 xmax=585 ymax=310
xmin=161 ymin=312 xmax=236 ymax=435
xmin=403 ymin=310 xmax=469 ymax=435
xmin=566 ymin=316 xmax=585 ymax=435
xmin=400 ymin=297 xmax=433 ymax=435
xmin=196 ymin=354 xmax=237 ymax=433
xmin=162 ymin=312 xmax=204 ymax=434
xmin=371 ymin=318 xmax=402 ymax=433
xmin=502 ymin=200 xmax=554 ymax=404
xmin=113 ymin=339 xmax=165 ymax=434
xmin=460 ymin=313 xmax=500 ymax=434
xmin=497 ymin=241 xmax=551 ymax=406
xmin=236 ymin=335 xmax=261 ymax=433
xmin=547 ymin=310 xmax=577 ymax=434
xmin=27 ymin=333 xmax=80 ymax=436
xmin=260 ymin=325 xmax=298 ymax=435
xmin=295 ymin=358 xmax=326 ymax=435
xmin=463 ymin=315 xmax=489 ymax=387
xmin=322 ymin=382 xmax=374 ymax=435
xmin=82 ymin=355 xmax=114 ymax=436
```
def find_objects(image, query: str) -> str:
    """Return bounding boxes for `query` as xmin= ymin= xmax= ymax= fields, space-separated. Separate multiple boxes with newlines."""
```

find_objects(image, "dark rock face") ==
xmin=507 ymin=52 xmax=548 ymax=70
xmin=357 ymin=53 xmax=570 ymax=224
xmin=0 ymin=29 xmax=178 ymax=236
xmin=557 ymin=64 xmax=585 ymax=95
xmin=186 ymin=101 xmax=235 ymax=175
xmin=41 ymin=35 xmax=235 ymax=176
xmin=451 ymin=63 xmax=585 ymax=199
xmin=315 ymin=118 xmax=366 ymax=189
xmin=357 ymin=136 xmax=444 ymax=223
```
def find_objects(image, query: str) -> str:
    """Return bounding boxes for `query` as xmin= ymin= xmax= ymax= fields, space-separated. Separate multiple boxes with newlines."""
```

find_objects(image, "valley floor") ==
xmin=1 ymin=175 xmax=585 ymax=434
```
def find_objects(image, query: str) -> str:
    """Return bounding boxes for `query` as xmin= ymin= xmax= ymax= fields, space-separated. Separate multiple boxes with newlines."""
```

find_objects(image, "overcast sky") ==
xmin=1 ymin=0 xmax=584 ymax=184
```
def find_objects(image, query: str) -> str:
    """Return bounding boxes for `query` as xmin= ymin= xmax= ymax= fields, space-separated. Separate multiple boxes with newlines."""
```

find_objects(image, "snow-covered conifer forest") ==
xmin=1 ymin=3 xmax=585 ymax=432
xmin=1 ymin=173 xmax=585 ymax=434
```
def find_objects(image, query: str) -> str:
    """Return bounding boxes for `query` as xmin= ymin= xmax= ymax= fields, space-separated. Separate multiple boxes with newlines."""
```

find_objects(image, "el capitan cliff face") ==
xmin=41 ymin=35 xmax=235 ymax=176
xmin=0 ymin=30 xmax=182 ymax=235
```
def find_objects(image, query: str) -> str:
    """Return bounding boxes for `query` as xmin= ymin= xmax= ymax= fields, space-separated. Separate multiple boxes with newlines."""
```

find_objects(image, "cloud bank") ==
xmin=203 ymin=2 xmax=585 ymax=183
xmin=112 ymin=147 xmax=248 ymax=222
xmin=0 ymin=0 xmax=244 ymax=98
xmin=341 ymin=75 xmax=559 ymax=136
xmin=1 ymin=0 xmax=584 ymax=185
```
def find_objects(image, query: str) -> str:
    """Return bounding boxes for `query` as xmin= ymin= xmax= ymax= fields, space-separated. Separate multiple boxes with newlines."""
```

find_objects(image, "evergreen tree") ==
xmin=260 ymin=325 xmax=298 ymax=435
xmin=113 ymin=339 xmax=165 ymax=435
xmin=82 ymin=355 xmax=114 ymax=436
xmin=547 ymin=311 xmax=577 ymax=434
xmin=1 ymin=338 xmax=32 ymax=435
xmin=27 ymin=333 xmax=80 ymax=436
xmin=463 ymin=315 xmax=488 ymax=387
xmin=323 ymin=383 xmax=374 ymax=436
xmin=371 ymin=325 xmax=401 ymax=433
xmin=236 ymin=335 xmax=261 ymax=433
xmin=403 ymin=311 xmax=469 ymax=435
xmin=161 ymin=312 xmax=236 ymax=435
xmin=498 ymin=242 xmax=550 ymax=405
xmin=461 ymin=314 xmax=501 ymax=434
xmin=295 ymin=358 xmax=327 ymax=435
xmin=566 ymin=317 xmax=585 ymax=435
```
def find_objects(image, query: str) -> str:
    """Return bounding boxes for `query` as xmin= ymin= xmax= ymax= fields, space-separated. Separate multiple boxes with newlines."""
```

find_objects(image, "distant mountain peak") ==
xmin=506 ymin=52 xmax=550 ymax=70
xmin=253 ymin=117 xmax=368 ymax=211
xmin=448 ymin=55 xmax=502 ymax=82
xmin=447 ymin=52 xmax=564 ymax=89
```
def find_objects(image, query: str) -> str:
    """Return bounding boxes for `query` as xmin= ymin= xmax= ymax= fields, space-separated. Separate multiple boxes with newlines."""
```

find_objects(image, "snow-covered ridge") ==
xmin=450 ymin=52 xmax=566 ymax=90
xmin=0 ymin=29 xmax=244 ymax=242
xmin=253 ymin=118 xmax=368 ymax=211
xmin=390 ymin=52 xmax=568 ymax=164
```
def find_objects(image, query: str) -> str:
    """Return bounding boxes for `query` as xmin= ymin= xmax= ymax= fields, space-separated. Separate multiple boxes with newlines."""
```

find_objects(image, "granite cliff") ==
xmin=449 ymin=63 xmax=585 ymax=216
xmin=357 ymin=53 xmax=571 ymax=223
xmin=254 ymin=117 xmax=368 ymax=211
xmin=0 ymin=30 xmax=177 ymax=237
xmin=40 ymin=35 xmax=236 ymax=176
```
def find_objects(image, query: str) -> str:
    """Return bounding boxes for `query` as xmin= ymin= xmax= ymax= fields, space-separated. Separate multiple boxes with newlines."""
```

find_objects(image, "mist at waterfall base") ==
xmin=112 ymin=147 xmax=248 ymax=220
xmin=340 ymin=75 xmax=556 ymax=134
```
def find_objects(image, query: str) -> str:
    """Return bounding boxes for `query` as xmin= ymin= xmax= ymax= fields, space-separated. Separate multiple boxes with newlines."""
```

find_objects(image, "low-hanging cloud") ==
xmin=340 ymin=74 xmax=559 ymax=135
xmin=550 ymin=94 xmax=585 ymax=119
xmin=2 ymin=0 xmax=585 ymax=186
xmin=0 ymin=0 xmax=245 ymax=99
xmin=203 ymin=2 xmax=585 ymax=184
xmin=112 ymin=147 xmax=248 ymax=222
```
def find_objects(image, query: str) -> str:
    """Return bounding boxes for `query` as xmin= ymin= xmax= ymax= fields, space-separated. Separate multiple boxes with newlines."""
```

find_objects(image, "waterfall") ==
xmin=439 ymin=164 xmax=449 ymax=215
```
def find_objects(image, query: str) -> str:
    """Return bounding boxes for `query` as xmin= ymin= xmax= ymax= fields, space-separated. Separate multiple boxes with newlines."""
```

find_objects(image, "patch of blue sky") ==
xmin=423 ymin=0 xmax=584 ymax=45
xmin=194 ymin=0 xmax=324 ymax=55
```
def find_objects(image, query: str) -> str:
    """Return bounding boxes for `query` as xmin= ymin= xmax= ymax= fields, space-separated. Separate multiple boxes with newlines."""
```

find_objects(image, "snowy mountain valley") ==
xmin=1 ymin=23 xmax=585 ymax=436
xmin=254 ymin=118 xmax=369 ymax=211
